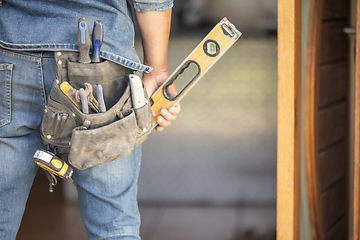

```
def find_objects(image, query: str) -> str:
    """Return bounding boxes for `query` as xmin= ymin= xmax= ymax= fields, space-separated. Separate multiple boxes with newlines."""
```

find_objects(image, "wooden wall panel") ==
xmin=320 ymin=21 xmax=348 ymax=64
xmin=322 ymin=179 xmax=347 ymax=229
xmin=323 ymin=0 xmax=349 ymax=19
xmin=326 ymin=217 xmax=347 ymax=240
xmin=318 ymin=103 xmax=347 ymax=150
xmin=319 ymin=142 xmax=347 ymax=191
xmin=319 ymin=62 xmax=347 ymax=107
xmin=305 ymin=0 xmax=350 ymax=239
xmin=319 ymin=1 xmax=349 ymax=237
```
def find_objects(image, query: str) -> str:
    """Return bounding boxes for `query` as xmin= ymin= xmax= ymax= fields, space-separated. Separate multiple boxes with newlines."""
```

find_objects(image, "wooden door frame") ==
xmin=353 ymin=0 xmax=360 ymax=239
xmin=278 ymin=1 xmax=357 ymax=239
xmin=277 ymin=0 xmax=302 ymax=239
xmin=304 ymin=0 xmax=325 ymax=239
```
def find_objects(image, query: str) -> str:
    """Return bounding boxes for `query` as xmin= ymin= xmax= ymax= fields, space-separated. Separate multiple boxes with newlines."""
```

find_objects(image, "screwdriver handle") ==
xmin=91 ymin=20 xmax=104 ymax=63
xmin=77 ymin=17 xmax=91 ymax=63
xmin=96 ymin=85 xmax=106 ymax=112
xmin=79 ymin=88 xmax=89 ymax=114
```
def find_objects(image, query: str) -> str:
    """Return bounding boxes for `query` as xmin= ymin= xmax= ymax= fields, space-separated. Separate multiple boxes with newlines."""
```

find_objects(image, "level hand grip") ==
xmin=162 ymin=60 xmax=201 ymax=101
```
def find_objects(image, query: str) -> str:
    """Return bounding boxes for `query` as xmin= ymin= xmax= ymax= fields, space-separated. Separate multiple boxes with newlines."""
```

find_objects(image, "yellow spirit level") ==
xmin=150 ymin=17 xmax=242 ymax=125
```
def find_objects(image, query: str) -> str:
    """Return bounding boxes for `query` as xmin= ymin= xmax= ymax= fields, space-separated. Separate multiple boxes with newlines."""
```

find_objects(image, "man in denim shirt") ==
xmin=0 ymin=0 xmax=180 ymax=239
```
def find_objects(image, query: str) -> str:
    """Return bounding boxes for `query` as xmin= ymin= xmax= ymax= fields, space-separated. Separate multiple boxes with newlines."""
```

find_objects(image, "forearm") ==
xmin=135 ymin=9 xmax=172 ymax=91
xmin=135 ymin=8 xmax=180 ymax=131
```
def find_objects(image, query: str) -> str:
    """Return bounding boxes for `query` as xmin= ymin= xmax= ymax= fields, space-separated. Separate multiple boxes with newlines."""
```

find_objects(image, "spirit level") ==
xmin=150 ymin=17 xmax=242 ymax=125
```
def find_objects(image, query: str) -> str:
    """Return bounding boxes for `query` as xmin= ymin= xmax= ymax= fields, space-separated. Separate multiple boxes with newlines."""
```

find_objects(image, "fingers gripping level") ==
xmin=150 ymin=17 xmax=242 ymax=126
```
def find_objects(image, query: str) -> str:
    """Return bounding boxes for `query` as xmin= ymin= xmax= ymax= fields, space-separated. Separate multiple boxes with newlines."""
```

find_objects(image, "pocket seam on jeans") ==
xmin=0 ymin=63 xmax=13 ymax=128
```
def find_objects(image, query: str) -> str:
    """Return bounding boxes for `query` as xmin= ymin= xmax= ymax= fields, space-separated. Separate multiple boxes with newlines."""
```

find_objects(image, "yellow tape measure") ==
xmin=150 ymin=17 xmax=242 ymax=125
xmin=33 ymin=150 xmax=73 ymax=179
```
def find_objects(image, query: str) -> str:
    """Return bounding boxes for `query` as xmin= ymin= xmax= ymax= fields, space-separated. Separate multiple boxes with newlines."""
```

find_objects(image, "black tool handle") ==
xmin=91 ymin=20 xmax=104 ymax=63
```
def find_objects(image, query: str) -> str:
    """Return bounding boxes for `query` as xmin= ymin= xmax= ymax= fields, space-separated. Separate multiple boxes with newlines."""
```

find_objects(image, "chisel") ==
xmin=77 ymin=17 xmax=91 ymax=63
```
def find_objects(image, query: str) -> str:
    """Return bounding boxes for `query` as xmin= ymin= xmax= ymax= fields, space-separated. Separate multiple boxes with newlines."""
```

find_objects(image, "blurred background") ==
xmin=138 ymin=0 xmax=277 ymax=239
xmin=18 ymin=0 xmax=278 ymax=239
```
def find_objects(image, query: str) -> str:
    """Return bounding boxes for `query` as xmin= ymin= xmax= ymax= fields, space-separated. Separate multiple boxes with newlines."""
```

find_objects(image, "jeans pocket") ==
xmin=0 ymin=63 xmax=13 ymax=127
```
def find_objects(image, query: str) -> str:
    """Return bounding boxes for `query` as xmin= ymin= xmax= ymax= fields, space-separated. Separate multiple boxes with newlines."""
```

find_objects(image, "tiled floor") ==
xmin=140 ymin=206 xmax=275 ymax=240
xmin=17 ymin=173 xmax=276 ymax=240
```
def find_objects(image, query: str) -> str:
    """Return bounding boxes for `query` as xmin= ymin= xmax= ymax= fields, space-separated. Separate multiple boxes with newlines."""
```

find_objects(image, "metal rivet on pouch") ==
xmin=57 ymin=52 xmax=62 ymax=56
xmin=56 ymin=79 xmax=60 ymax=84
xmin=46 ymin=135 xmax=52 ymax=139
xmin=72 ymin=113 xmax=76 ymax=118
xmin=44 ymin=108 xmax=48 ymax=113
xmin=57 ymin=60 xmax=62 ymax=65
xmin=84 ymin=120 xmax=91 ymax=126
xmin=62 ymin=115 xmax=67 ymax=120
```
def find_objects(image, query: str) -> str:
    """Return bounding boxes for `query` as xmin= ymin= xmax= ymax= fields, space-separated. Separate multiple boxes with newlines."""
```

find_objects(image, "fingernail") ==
xmin=169 ymin=107 xmax=175 ymax=114
xmin=161 ymin=109 xmax=167 ymax=116
xmin=157 ymin=117 xmax=163 ymax=124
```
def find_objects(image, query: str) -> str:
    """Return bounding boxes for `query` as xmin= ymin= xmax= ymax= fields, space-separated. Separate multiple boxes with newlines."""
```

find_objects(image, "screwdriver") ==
xmin=77 ymin=17 xmax=91 ymax=63
xmin=91 ymin=20 xmax=104 ymax=63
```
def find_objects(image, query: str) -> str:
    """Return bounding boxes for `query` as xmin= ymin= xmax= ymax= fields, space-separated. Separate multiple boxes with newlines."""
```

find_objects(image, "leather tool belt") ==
xmin=40 ymin=52 xmax=153 ymax=169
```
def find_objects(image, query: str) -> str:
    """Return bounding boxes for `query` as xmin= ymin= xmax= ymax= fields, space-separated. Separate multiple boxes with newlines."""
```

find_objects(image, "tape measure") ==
xmin=33 ymin=150 xmax=73 ymax=179
xmin=150 ymin=17 xmax=242 ymax=125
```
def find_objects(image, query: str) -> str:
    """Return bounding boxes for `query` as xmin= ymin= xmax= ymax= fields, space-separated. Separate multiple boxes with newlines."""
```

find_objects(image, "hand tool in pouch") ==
xmin=33 ymin=150 xmax=73 ymax=192
xmin=60 ymin=81 xmax=82 ymax=109
xmin=79 ymin=88 xmax=89 ymax=114
xmin=77 ymin=17 xmax=91 ymax=63
xmin=60 ymin=81 xmax=101 ymax=113
xmin=96 ymin=85 xmax=106 ymax=112
xmin=150 ymin=17 xmax=241 ymax=126
xmin=91 ymin=20 xmax=104 ymax=63
xmin=129 ymin=74 xmax=146 ymax=109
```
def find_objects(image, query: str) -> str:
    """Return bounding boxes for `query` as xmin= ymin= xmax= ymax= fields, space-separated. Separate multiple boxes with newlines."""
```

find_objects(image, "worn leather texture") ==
xmin=40 ymin=52 xmax=153 ymax=169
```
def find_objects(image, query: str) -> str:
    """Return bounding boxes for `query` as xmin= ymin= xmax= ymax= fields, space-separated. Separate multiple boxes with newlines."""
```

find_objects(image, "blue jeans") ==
xmin=0 ymin=48 xmax=142 ymax=240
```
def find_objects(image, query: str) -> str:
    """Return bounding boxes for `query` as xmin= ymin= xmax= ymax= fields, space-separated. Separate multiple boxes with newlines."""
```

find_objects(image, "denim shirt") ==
xmin=0 ymin=0 xmax=173 ymax=72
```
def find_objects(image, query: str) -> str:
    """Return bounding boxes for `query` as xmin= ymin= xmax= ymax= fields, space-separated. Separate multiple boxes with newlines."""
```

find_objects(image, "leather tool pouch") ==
xmin=40 ymin=52 xmax=153 ymax=169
